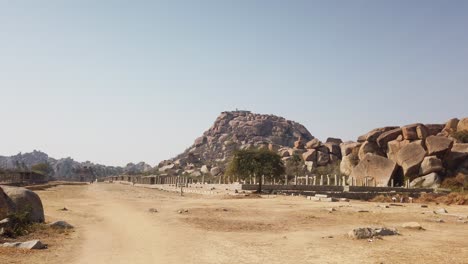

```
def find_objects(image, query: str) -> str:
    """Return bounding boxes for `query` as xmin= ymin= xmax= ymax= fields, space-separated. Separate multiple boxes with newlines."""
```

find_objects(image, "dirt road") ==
xmin=2 ymin=183 xmax=468 ymax=264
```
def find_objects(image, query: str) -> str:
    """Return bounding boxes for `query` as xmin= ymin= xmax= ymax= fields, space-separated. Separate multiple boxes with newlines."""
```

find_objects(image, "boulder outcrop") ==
xmin=0 ymin=186 xmax=44 ymax=222
xmin=349 ymin=154 xmax=397 ymax=186
xmin=397 ymin=141 xmax=426 ymax=178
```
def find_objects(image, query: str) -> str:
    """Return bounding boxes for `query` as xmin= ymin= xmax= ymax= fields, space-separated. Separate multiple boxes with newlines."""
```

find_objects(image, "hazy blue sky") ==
xmin=1 ymin=1 xmax=467 ymax=166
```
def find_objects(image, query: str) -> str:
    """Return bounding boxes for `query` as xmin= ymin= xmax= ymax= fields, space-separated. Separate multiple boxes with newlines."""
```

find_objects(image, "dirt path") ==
xmin=3 ymin=183 xmax=468 ymax=264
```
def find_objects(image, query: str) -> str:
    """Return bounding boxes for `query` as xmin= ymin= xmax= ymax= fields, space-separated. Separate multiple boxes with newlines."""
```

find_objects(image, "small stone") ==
xmin=327 ymin=208 xmax=336 ymax=213
xmin=49 ymin=221 xmax=74 ymax=229
xmin=421 ymin=205 xmax=428 ymax=208
xmin=59 ymin=207 xmax=68 ymax=211
xmin=401 ymin=222 xmax=423 ymax=230
xmin=357 ymin=210 xmax=369 ymax=213
xmin=434 ymin=208 xmax=448 ymax=214
xmin=148 ymin=208 xmax=158 ymax=213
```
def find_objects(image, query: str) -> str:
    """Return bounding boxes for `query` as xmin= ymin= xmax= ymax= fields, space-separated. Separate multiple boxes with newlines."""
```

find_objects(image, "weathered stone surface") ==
xmin=200 ymin=165 xmax=210 ymax=174
xmin=377 ymin=128 xmax=402 ymax=149
xmin=348 ymin=227 xmax=398 ymax=239
xmin=416 ymin=125 xmax=429 ymax=140
xmin=294 ymin=137 xmax=306 ymax=149
xmin=325 ymin=137 xmax=343 ymax=145
xmin=1 ymin=186 xmax=44 ymax=223
xmin=445 ymin=143 xmax=468 ymax=169
xmin=194 ymin=136 xmax=207 ymax=147
xmin=425 ymin=124 xmax=445 ymax=136
xmin=302 ymin=149 xmax=317 ymax=162
xmin=420 ymin=156 xmax=443 ymax=175
xmin=305 ymin=161 xmax=315 ymax=172
xmin=350 ymin=154 xmax=397 ymax=186
xmin=409 ymin=173 xmax=441 ymax=188
xmin=340 ymin=155 xmax=358 ymax=176
xmin=324 ymin=143 xmax=342 ymax=158
xmin=426 ymin=136 xmax=454 ymax=158
xmin=359 ymin=126 xmax=399 ymax=143
xmin=210 ymin=167 xmax=221 ymax=176
xmin=457 ymin=117 xmax=468 ymax=132
xmin=316 ymin=151 xmax=330 ymax=166
xmin=268 ymin=143 xmax=280 ymax=152
xmin=387 ymin=139 xmax=410 ymax=163
xmin=340 ymin=142 xmax=361 ymax=157
xmin=397 ymin=141 xmax=426 ymax=178
xmin=358 ymin=141 xmax=381 ymax=160
xmin=402 ymin=124 xmax=422 ymax=140
xmin=305 ymin=138 xmax=321 ymax=149
xmin=279 ymin=149 xmax=290 ymax=158
xmin=444 ymin=118 xmax=460 ymax=132
xmin=2 ymin=240 xmax=46 ymax=250
xmin=0 ymin=188 xmax=15 ymax=220
xmin=329 ymin=154 xmax=339 ymax=163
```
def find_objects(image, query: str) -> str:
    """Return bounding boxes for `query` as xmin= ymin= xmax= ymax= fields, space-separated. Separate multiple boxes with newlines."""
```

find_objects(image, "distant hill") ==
xmin=0 ymin=150 xmax=152 ymax=181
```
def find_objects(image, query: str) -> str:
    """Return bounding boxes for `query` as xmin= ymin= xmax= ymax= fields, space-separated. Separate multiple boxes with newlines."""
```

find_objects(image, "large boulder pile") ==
xmin=341 ymin=117 xmax=468 ymax=188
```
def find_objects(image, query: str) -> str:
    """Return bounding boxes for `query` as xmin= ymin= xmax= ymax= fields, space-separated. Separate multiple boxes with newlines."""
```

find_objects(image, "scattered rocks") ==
xmin=49 ymin=221 xmax=74 ymax=229
xmin=2 ymin=240 xmax=46 ymax=250
xmin=421 ymin=204 xmax=428 ymax=208
xmin=59 ymin=207 xmax=69 ymax=211
xmin=327 ymin=208 xmax=336 ymax=213
xmin=401 ymin=222 xmax=423 ymax=230
xmin=356 ymin=210 xmax=369 ymax=213
xmin=348 ymin=227 xmax=398 ymax=239
xmin=148 ymin=208 xmax=158 ymax=213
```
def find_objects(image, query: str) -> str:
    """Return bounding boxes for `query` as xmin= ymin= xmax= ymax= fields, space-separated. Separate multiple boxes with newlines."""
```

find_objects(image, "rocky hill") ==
xmin=158 ymin=110 xmax=342 ymax=177
xmin=0 ymin=150 xmax=152 ymax=181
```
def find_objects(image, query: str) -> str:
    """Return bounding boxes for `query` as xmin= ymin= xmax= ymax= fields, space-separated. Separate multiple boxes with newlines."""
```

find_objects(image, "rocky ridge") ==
xmin=0 ymin=151 xmax=152 ymax=180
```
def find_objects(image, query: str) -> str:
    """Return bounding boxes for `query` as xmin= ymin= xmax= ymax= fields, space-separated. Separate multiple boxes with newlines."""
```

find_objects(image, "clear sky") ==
xmin=1 ymin=1 xmax=467 ymax=166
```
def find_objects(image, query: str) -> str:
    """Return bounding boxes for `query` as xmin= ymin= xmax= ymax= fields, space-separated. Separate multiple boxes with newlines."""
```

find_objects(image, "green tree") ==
xmin=226 ymin=149 xmax=285 ymax=192
xmin=285 ymin=154 xmax=304 ymax=177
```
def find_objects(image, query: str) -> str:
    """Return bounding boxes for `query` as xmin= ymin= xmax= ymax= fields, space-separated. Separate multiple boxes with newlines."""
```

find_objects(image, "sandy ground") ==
xmin=1 ymin=183 xmax=468 ymax=264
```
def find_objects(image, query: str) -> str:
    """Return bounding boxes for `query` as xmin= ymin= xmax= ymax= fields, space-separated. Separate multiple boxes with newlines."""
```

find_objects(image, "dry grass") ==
xmin=416 ymin=192 xmax=468 ymax=205
xmin=441 ymin=173 xmax=467 ymax=191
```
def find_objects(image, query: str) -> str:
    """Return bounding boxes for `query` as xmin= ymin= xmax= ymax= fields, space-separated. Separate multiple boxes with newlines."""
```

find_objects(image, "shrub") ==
xmin=2 ymin=209 xmax=32 ymax=238
xmin=451 ymin=130 xmax=468 ymax=143
xmin=441 ymin=173 xmax=467 ymax=191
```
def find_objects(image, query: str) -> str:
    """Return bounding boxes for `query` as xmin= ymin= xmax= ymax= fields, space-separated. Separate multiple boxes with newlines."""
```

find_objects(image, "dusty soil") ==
xmin=1 ymin=183 xmax=467 ymax=264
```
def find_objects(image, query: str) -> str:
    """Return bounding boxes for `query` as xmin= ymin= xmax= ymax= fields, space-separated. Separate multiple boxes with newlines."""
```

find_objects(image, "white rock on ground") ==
xmin=2 ymin=240 xmax=46 ymax=249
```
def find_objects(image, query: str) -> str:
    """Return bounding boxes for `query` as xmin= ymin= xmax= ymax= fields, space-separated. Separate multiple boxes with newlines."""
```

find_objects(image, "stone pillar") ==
xmin=284 ymin=175 xmax=288 ymax=185
xmin=313 ymin=176 xmax=316 ymax=185
xmin=391 ymin=179 xmax=394 ymax=187
xmin=327 ymin=175 xmax=330 ymax=185
xmin=334 ymin=174 xmax=337 ymax=186
xmin=320 ymin=175 xmax=323 ymax=186
xmin=294 ymin=175 xmax=297 ymax=185
xmin=305 ymin=175 xmax=309 ymax=185
xmin=262 ymin=175 xmax=265 ymax=185
xmin=342 ymin=176 xmax=346 ymax=186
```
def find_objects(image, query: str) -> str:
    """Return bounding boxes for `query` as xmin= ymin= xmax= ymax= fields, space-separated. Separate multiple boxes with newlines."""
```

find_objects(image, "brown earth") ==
xmin=1 ymin=183 xmax=468 ymax=264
